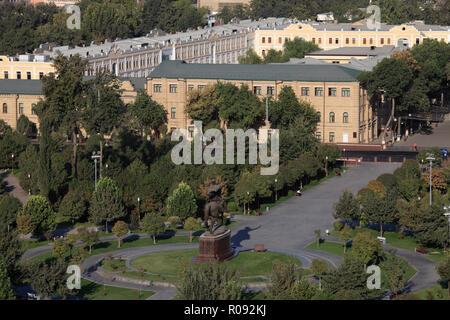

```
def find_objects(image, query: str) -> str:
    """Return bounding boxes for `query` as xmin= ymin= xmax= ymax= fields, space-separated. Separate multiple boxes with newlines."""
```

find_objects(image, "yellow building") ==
xmin=147 ymin=60 xmax=376 ymax=144
xmin=197 ymin=0 xmax=251 ymax=12
xmin=254 ymin=20 xmax=450 ymax=56
xmin=0 ymin=78 xmax=144 ymax=132
xmin=0 ymin=55 xmax=55 ymax=80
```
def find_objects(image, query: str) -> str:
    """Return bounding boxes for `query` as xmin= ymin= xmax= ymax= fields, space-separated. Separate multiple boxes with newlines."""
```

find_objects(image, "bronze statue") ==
xmin=204 ymin=179 xmax=228 ymax=235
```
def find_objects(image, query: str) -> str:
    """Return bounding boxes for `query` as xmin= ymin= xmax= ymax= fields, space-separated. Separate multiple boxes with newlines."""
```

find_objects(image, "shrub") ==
xmin=227 ymin=201 xmax=238 ymax=212
xmin=333 ymin=221 xmax=343 ymax=232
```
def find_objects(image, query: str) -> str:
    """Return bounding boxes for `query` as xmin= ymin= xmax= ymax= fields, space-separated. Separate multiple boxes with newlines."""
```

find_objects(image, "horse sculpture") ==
xmin=204 ymin=180 xmax=228 ymax=235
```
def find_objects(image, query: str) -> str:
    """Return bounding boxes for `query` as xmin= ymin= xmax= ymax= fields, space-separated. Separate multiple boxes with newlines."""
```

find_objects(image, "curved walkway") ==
xmin=21 ymin=163 xmax=440 ymax=299
xmin=1 ymin=171 xmax=30 ymax=204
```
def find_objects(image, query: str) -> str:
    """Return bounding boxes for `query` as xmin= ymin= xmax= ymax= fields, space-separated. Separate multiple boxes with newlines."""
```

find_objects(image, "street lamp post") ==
xmin=426 ymin=153 xmax=435 ymax=206
xmin=27 ymin=173 xmax=31 ymax=195
xmin=137 ymin=197 xmax=141 ymax=224
xmin=11 ymin=153 xmax=14 ymax=174
xmin=325 ymin=155 xmax=328 ymax=176
xmin=246 ymin=191 xmax=250 ymax=215
xmin=91 ymin=151 xmax=101 ymax=192
xmin=274 ymin=178 xmax=278 ymax=201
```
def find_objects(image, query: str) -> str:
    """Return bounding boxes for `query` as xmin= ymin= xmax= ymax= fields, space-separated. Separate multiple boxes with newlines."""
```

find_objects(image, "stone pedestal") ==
xmin=194 ymin=229 xmax=234 ymax=263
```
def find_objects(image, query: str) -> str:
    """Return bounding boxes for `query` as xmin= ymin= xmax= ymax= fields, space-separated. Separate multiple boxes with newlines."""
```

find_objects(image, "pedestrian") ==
xmin=414 ymin=143 xmax=417 ymax=151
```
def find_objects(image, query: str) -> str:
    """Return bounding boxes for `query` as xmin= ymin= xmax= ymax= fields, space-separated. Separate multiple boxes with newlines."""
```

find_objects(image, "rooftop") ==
xmin=149 ymin=60 xmax=361 ymax=82
xmin=306 ymin=45 xmax=397 ymax=57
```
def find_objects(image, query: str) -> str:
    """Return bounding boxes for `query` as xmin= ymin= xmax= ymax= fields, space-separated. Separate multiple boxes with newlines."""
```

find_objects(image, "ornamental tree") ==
xmin=18 ymin=195 xmax=56 ymax=237
xmin=142 ymin=213 xmax=166 ymax=244
xmin=167 ymin=182 xmax=197 ymax=220
xmin=112 ymin=221 xmax=128 ymax=248
xmin=0 ymin=195 xmax=21 ymax=232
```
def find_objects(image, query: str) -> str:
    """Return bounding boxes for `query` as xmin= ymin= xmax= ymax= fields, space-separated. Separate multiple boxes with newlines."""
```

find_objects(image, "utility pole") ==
xmin=91 ymin=151 xmax=101 ymax=192
xmin=426 ymin=153 xmax=435 ymax=206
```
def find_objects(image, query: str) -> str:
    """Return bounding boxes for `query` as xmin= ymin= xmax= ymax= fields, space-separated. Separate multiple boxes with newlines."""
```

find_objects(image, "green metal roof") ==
xmin=149 ymin=60 xmax=361 ymax=82
xmin=0 ymin=80 xmax=42 ymax=95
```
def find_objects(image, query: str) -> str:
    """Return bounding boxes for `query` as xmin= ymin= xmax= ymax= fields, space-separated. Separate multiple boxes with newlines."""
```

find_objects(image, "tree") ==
xmin=333 ymin=191 xmax=359 ymax=225
xmin=18 ymin=195 xmax=56 ymax=237
xmin=0 ymin=195 xmax=21 ymax=232
xmin=58 ymin=189 xmax=87 ymax=224
xmin=283 ymin=37 xmax=320 ymax=59
xmin=186 ymin=85 xmax=218 ymax=126
xmin=112 ymin=221 xmax=128 ymax=248
xmin=352 ymin=231 xmax=383 ymax=270
xmin=310 ymin=259 xmax=329 ymax=290
xmin=267 ymin=260 xmax=297 ymax=300
xmin=17 ymin=215 xmax=34 ymax=235
xmin=37 ymin=54 xmax=88 ymax=179
xmin=77 ymin=226 xmax=99 ymax=254
xmin=184 ymin=217 xmax=201 ymax=243
xmin=16 ymin=115 xmax=35 ymax=137
xmin=17 ymin=144 xmax=39 ymax=195
xmin=0 ymin=227 xmax=24 ymax=284
xmin=366 ymin=180 xmax=387 ymax=198
xmin=167 ymin=182 xmax=197 ymax=220
xmin=0 ymin=258 xmax=14 ymax=300
xmin=382 ymin=250 xmax=408 ymax=295
xmin=436 ymin=255 xmax=450 ymax=297
xmin=238 ymin=48 xmax=263 ymax=64
xmin=52 ymin=238 xmax=68 ymax=260
xmin=0 ymin=120 xmax=11 ymax=137
xmin=314 ymin=229 xmax=321 ymax=248
xmin=141 ymin=212 xmax=166 ymax=244
xmin=176 ymin=262 xmax=242 ymax=300
xmin=339 ymin=224 xmax=353 ymax=253
xmin=316 ymin=144 xmax=341 ymax=176
xmin=128 ymin=89 xmax=167 ymax=140
xmin=26 ymin=259 xmax=69 ymax=299
xmin=89 ymin=177 xmax=126 ymax=233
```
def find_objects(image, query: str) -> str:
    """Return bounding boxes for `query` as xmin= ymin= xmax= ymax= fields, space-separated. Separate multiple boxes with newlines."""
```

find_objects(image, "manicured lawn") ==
xmin=21 ymin=239 xmax=51 ymax=250
xmin=29 ymin=234 xmax=198 ymax=264
xmin=75 ymin=279 xmax=154 ymax=300
xmin=306 ymin=240 xmax=417 ymax=290
xmin=101 ymin=258 xmax=128 ymax=272
xmin=130 ymin=249 xmax=302 ymax=278
xmin=330 ymin=228 xmax=448 ymax=262
xmin=416 ymin=283 xmax=450 ymax=300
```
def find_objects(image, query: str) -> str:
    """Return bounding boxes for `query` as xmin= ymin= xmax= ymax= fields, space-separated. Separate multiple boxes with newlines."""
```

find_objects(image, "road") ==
xmin=396 ymin=119 xmax=450 ymax=149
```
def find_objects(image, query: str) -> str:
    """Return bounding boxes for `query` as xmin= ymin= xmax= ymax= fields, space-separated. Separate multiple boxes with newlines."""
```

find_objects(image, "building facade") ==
xmin=0 ymin=78 xmax=144 ymax=131
xmin=197 ymin=0 xmax=251 ymax=13
xmin=147 ymin=60 xmax=376 ymax=144
xmin=254 ymin=20 xmax=450 ymax=56
xmin=0 ymin=54 xmax=55 ymax=80
xmin=37 ymin=18 xmax=292 ymax=78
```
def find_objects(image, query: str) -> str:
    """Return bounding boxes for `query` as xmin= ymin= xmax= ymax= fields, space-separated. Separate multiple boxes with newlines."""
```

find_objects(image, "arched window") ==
xmin=2 ymin=103 xmax=7 ymax=113
xmin=317 ymin=112 xmax=321 ymax=122
xmin=343 ymin=112 xmax=349 ymax=123
xmin=329 ymin=112 xmax=335 ymax=123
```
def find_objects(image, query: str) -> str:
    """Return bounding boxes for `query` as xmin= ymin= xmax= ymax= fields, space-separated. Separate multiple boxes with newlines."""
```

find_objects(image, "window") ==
xmin=267 ymin=86 xmax=274 ymax=96
xmin=153 ymin=84 xmax=162 ymax=93
xmin=329 ymin=38 xmax=332 ymax=44
xmin=353 ymin=132 xmax=357 ymax=138
xmin=169 ymin=84 xmax=177 ymax=93
xmin=387 ymin=38 xmax=391 ymax=44
xmin=188 ymin=84 xmax=194 ymax=91
xmin=328 ymin=88 xmax=336 ymax=96
xmin=316 ymin=131 xmax=321 ymax=140
xmin=2 ymin=103 xmax=7 ymax=113
xmin=312 ymin=38 xmax=316 ymax=44
xmin=363 ymin=38 xmax=367 ymax=45
xmin=171 ymin=107 xmax=176 ymax=119
xmin=342 ymin=88 xmax=350 ymax=97
xmin=253 ymin=86 xmax=262 ymax=95
xmin=416 ymin=38 xmax=420 ymax=44
xmin=380 ymin=38 xmax=384 ymax=45
xmin=19 ymin=103 xmax=24 ymax=115
xmin=262 ymin=50 xmax=266 ymax=56
xmin=278 ymin=37 xmax=282 ymax=44
xmin=369 ymin=38 xmax=373 ymax=45
xmin=329 ymin=132 xmax=335 ymax=143
xmin=318 ymin=38 xmax=322 ymax=44
xmin=329 ymin=112 xmax=335 ymax=123
xmin=315 ymin=87 xmax=323 ymax=96
xmin=285 ymin=37 xmax=289 ymax=42
xmin=352 ymin=38 xmax=356 ymax=44
xmin=198 ymin=85 xmax=206 ymax=92
xmin=26 ymin=72 xmax=31 ymax=80
xmin=16 ymin=71 xmax=21 ymax=79
xmin=343 ymin=112 xmax=349 ymax=123
xmin=317 ymin=112 xmax=321 ymax=122
xmin=188 ymin=126 xmax=194 ymax=138
xmin=39 ymin=72 xmax=44 ymax=79
xmin=3 ymin=71 xmax=8 ymax=79
xmin=345 ymin=38 xmax=349 ymax=44
xmin=32 ymin=104 xmax=36 ymax=115
xmin=301 ymin=87 xmax=310 ymax=96
xmin=262 ymin=37 xmax=265 ymax=43
xmin=335 ymin=38 xmax=339 ymax=44
xmin=268 ymin=37 xmax=272 ymax=43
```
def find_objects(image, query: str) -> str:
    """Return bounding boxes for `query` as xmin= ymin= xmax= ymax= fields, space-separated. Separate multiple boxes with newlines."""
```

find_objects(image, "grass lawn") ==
xmin=330 ymin=228 xmax=448 ymax=262
xmin=306 ymin=240 xmax=417 ymax=290
xmin=101 ymin=258 xmax=128 ymax=272
xmin=29 ymin=234 xmax=198 ymax=264
xmin=416 ymin=283 xmax=450 ymax=300
xmin=130 ymin=249 xmax=302 ymax=278
xmin=75 ymin=278 xmax=154 ymax=300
